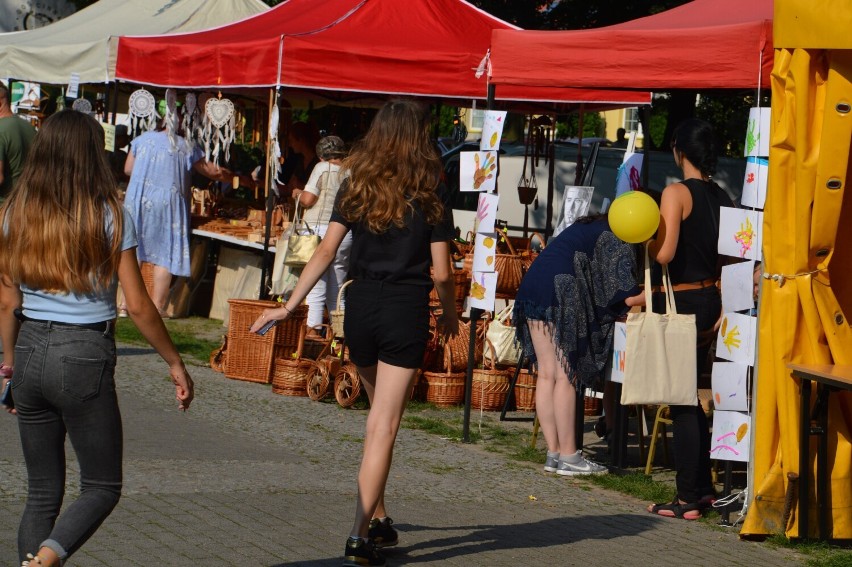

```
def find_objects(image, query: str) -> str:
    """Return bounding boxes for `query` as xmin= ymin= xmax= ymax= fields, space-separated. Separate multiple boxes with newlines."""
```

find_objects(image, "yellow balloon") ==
xmin=608 ymin=191 xmax=660 ymax=243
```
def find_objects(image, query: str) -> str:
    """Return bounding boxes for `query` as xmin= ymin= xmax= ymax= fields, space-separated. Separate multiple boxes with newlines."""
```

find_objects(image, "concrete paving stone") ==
xmin=0 ymin=346 xmax=812 ymax=566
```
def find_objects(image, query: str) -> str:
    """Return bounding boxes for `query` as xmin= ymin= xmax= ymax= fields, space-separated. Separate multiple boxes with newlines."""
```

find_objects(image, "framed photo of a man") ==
xmin=553 ymin=186 xmax=594 ymax=237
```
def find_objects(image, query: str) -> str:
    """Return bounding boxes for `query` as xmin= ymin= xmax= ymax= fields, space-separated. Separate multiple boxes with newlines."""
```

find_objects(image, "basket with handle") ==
xmin=224 ymin=300 xmax=308 ymax=384
xmin=272 ymin=358 xmax=319 ymax=397
xmin=437 ymin=314 xmax=485 ymax=373
xmin=519 ymin=232 xmax=545 ymax=274
xmin=330 ymin=280 xmax=354 ymax=338
xmin=471 ymin=340 xmax=511 ymax=411
xmin=422 ymin=348 xmax=465 ymax=407
xmin=494 ymin=233 xmax=524 ymax=298
xmin=428 ymin=267 xmax=469 ymax=313
xmin=514 ymin=367 xmax=536 ymax=411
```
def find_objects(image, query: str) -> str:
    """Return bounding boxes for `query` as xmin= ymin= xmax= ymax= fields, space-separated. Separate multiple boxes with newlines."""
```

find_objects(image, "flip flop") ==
xmin=648 ymin=497 xmax=703 ymax=520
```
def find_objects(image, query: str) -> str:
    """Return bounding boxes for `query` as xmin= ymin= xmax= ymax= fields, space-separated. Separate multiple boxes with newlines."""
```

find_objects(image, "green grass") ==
xmin=115 ymin=317 xmax=224 ymax=367
xmin=581 ymin=471 xmax=673 ymax=504
xmin=766 ymin=535 xmax=852 ymax=567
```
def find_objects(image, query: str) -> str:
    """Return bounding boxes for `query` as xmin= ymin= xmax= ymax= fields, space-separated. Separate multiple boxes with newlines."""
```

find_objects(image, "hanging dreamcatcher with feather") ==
xmin=127 ymin=88 xmax=158 ymax=138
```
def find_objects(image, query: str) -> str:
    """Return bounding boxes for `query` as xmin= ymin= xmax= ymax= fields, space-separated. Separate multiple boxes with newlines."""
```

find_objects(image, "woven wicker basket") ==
xmin=272 ymin=358 xmax=317 ymax=396
xmin=584 ymin=395 xmax=603 ymax=416
xmin=307 ymin=356 xmax=339 ymax=401
xmin=471 ymin=341 xmax=510 ymax=411
xmin=330 ymin=280 xmax=353 ymax=338
xmin=422 ymin=350 xmax=465 ymax=407
xmin=514 ymin=368 xmax=536 ymax=412
xmin=429 ymin=268 xmax=470 ymax=312
xmin=440 ymin=316 xmax=485 ymax=373
xmin=334 ymin=363 xmax=362 ymax=408
xmin=224 ymin=300 xmax=307 ymax=384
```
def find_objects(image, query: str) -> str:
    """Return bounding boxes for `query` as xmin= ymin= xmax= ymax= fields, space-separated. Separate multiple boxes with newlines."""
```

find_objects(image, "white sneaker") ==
xmin=556 ymin=452 xmax=608 ymax=476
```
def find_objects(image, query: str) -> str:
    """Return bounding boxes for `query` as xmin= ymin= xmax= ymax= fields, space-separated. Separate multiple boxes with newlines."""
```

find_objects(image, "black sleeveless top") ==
xmin=663 ymin=178 xmax=734 ymax=285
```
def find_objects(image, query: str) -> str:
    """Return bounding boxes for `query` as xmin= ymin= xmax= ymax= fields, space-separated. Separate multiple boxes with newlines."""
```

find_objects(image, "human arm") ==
xmin=430 ymin=241 xmax=459 ymax=339
xmin=192 ymin=159 xmax=232 ymax=183
xmin=0 ymin=277 xmax=21 ymax=414
xmin=118 ymin=248 xmax=193 ymax=410
xmin=249 ymin=221 xmax=348 ymax=332
xmin=123 ymin=151 xmax=135 ymax=178
xmin=624 ymin=290 xmax=646 ymax=308
xmin=646 ymin=182 xmax=689 ymax=265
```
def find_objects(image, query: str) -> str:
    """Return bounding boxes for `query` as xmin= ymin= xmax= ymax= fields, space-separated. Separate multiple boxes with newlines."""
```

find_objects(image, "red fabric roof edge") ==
xmin=489 ymin=0 xmax=773 ymax=91
xmin=115 ymin=0 xmax=650 ymax=107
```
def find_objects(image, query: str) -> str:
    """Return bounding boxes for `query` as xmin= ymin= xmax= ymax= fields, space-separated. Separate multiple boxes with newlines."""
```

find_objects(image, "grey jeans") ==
xmin=11 ymin=320 xmax=122 ymax=562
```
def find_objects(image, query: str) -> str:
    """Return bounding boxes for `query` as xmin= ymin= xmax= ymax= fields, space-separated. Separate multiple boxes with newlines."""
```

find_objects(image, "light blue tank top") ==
xmin=21 ymin=207 xmax=137 ymax=324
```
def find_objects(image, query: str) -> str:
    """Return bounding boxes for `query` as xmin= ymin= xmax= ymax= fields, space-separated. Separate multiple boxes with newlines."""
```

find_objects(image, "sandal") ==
xmin=648 ymin=497 xmax=703 ymax=520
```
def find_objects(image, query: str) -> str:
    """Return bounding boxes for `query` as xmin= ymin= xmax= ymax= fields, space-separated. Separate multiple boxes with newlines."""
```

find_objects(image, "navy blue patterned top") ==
xmin=513 ymin=218 xmax=639 ymax=386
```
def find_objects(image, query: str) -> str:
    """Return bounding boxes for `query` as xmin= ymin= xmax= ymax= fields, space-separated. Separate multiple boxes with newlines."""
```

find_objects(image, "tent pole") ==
xmin=463 ymin=84 xmax=496 ymax=443
xmin=110 ymin=81 xmax=120 ymax=125
xmin=259 ymin=88 xmax=276 ymax=300
xmin=640 ymin=105 xmax=651 ymax=189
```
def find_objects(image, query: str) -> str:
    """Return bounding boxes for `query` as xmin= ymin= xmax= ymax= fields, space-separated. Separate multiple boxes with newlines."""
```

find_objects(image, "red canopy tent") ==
xmin=115 ymin=0 xmax=649 ymax=108
xmin=488 ymin=0 xmax=773 ymax=91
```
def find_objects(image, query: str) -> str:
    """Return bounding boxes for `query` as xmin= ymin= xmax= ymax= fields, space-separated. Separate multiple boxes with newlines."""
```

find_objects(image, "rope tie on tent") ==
xmin=762 ymin=267 xmax=826 ymax=288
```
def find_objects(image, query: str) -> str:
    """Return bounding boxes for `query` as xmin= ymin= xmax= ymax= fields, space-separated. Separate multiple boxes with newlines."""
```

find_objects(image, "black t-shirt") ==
xmin=330 ymin=180 xmax=455 ymax=286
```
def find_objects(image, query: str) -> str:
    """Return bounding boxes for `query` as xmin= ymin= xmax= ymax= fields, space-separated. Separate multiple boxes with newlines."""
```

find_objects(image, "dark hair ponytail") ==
xmin=671 ymin=118 xmax=718 ymax=178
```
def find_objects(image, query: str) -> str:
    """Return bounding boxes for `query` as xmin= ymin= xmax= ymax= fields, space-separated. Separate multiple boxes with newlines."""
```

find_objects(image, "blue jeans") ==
xmin=11 ymin=320 xmax=122 ymax=562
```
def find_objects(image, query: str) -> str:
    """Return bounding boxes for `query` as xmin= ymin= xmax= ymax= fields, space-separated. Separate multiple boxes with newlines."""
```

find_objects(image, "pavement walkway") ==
xmin=0 ymin=344 xmax=805 ymax=566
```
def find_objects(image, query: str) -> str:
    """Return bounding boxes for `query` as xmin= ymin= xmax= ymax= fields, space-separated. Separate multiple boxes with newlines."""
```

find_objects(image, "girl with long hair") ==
xmin=251 ymin=100 xmax=458 ymax=567
xmin=0 ymin=110 xmax=194 ymax=566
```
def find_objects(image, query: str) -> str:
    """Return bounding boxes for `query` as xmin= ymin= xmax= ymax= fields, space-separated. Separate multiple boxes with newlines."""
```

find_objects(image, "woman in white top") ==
xmin=290 ymin=136 xmax=352 ymax=337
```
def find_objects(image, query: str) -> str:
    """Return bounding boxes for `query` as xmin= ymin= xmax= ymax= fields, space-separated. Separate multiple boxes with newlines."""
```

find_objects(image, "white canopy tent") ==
xmin=0 ymin=0 xmax=268 ymax=85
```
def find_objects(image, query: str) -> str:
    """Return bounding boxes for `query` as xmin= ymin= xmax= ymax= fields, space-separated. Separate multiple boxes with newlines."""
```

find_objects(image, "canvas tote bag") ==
xmin=620 ymin=244 xmax=698 ymax=406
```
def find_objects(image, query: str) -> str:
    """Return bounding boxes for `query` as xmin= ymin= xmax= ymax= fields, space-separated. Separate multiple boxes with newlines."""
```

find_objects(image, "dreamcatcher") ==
xmin=268 ymin=101 xmax=281 ymax=182
xmin=199 ymin=93 xmax=236 ymax=166
xmin=163 ymin=88 xmax=180 ymax=149
xmin=71 ymin=98 xmax=92 ymax=114
xmin=128 ymin=88 xmax=157 ymax=138
xmin=181 ymin=92 xmax=199 ymax=145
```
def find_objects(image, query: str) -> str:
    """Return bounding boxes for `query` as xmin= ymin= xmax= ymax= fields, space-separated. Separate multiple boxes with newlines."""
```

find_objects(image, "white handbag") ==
xmin=620 ymin=244 xmax=698 ymax=406
xmin=484 ymin=304 xmax=522 ymax=367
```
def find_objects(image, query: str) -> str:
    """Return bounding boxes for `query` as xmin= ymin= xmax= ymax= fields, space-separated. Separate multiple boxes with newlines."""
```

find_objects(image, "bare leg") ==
xmin=350 ymin=361 xmax=417 ymax=538
xmin=150 ymin=265 xmax=172 ymax=313
xmin=528 ymin=322 xmax=578 ymax=456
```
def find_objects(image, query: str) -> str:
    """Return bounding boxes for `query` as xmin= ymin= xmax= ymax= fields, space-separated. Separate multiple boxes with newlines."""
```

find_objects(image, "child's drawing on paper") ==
xmin=711 ymin=362 xmax=749 ymax=412
xmin=711 ymin=410 xmax=751 ymax=462
xmin=744 ymin=107 xmax=771 ymax=157
xmin=610 ymin=321 xmax=627 ymax=384
xmin=473 ymin=232 xmax=497 ymax=273
xmin=719 ymin=207 xmax=762 ymax=261
xmin=459 ymin=151 xmax=497 ymax=192
xmin=614 ymin=153 xmax=644 ymax=197
xmin=721 ymin=260 xmax=756 ymax=313
xmin=473 ymin=192 xmax=499 ymax=235
xmin=480 ymin=111 xmax=507 ymax=151
xmin=741 ymin=157 xmax=768 ymax=209
xmin=469 ymin=271 xmax=497 ymax=311
xmin=715 ymin=312 xmax=757 ymax=366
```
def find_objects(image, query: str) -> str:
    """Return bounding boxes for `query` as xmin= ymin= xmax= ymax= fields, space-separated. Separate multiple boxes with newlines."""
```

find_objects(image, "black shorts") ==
xmin=343 ymin=280 xmax=431 ymax=369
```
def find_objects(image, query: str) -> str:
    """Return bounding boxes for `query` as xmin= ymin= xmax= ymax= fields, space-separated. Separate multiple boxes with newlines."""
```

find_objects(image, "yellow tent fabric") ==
xmin=742 ymin=0 xmax=852 ymax=539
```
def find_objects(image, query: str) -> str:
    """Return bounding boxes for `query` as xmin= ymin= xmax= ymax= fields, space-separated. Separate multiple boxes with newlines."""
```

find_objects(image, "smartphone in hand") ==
xmin=254 ymin=319 xmax=278 ymax=336
xmin=0 ymin=380 xmax=13 ymax=410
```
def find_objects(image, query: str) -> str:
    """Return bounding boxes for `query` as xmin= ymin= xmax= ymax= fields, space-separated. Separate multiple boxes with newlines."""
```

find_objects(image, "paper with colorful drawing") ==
xmin=741 ymin=156 xmax=768 ymax=209
xmin=459 ymin=151 xmax=497 ymax=193
xmin=472 ymin=232 xmax=497 ymax=273
xmin=479 ymin=111 xmax=508 ymax=151
xmin=711 ymin=362 xmax=750 ymax=412
xmin=718 ymin=207 xmax=763 ymax=261
xmin=711 ymin=410 xmax=751 ymax=462
xmin=715 ymin=312 xmax=757 ymax=366
xmin=468 ymin=271 xmax=497 ymax=311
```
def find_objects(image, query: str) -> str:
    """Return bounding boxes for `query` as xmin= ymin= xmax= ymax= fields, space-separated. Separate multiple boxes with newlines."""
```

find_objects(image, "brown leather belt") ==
xmin=650 ymin=278 xmax=717 ymax=293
